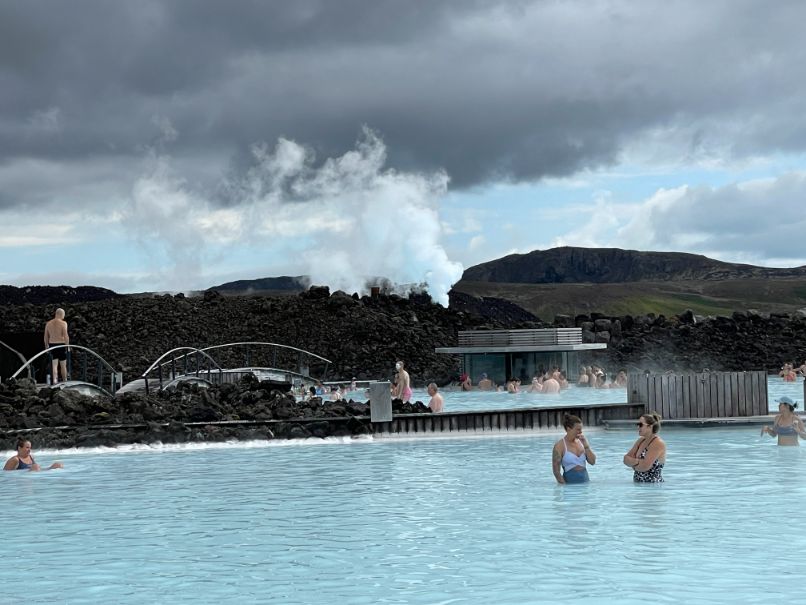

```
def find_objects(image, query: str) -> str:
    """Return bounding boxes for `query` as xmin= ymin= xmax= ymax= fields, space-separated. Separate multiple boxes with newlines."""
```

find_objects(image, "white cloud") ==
xmin=552 ymin=171 xmax=806 ymax=265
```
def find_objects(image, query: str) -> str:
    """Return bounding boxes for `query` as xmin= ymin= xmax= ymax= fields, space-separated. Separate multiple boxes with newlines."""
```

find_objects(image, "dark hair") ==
xmin=640 ymin=411 xmax=662 ymax=433
xmin=563 ymin=414 xmax=582 ymax=429
xmin=16 ymin=436 xmax=30 ymax=450
xmin=782 ymin=402 xmax=797 ymax=412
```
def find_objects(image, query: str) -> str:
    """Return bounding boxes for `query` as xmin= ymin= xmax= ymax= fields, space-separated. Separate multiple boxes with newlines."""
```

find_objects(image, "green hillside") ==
xmin=452 ymin=278 xmax=806 ymax=319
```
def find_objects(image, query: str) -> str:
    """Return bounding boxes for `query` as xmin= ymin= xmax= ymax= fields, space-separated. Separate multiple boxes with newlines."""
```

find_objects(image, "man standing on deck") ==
xmin=44 ymin=308 xmax=70 ymax=384
xmin=394 ymin=360 xmax=412 ymax=402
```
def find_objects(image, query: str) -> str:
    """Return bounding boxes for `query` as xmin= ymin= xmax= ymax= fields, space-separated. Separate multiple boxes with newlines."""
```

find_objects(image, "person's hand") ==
xmin=31 ymin=463 xmax=42 ymax=472
xmin=49 ymin=462 xmax=64 ymax=470
xmin=578 ymin=433 xmax=589 ymax=448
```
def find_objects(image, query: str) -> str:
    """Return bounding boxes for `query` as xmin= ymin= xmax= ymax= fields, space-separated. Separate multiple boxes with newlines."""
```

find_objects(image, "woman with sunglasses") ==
xmin=552 ymin=413 xmax=596 ymax=484
xmin=623 ymin=412 xmax=665 ymax=483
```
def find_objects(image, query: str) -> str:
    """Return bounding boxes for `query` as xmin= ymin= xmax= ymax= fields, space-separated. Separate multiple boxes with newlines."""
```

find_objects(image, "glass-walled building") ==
xmin=435 ymin=328 xmax=606 ymax=386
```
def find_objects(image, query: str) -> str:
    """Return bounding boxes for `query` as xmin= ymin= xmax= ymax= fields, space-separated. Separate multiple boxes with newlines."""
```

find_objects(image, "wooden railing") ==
xmin=627 ymin=371 xmax=768 ymax=419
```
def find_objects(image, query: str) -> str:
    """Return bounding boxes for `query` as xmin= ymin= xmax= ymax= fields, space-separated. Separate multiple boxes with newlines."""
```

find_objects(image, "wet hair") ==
xmin=640 ymin=411 xmax=662 ymax=433
xmin=16 ymin=436 xmax=30 ymax=450
xmin=427 ymin=382 xmax=438 ymax=392
xmin=563 ymin=414 xmax=582 ymax=429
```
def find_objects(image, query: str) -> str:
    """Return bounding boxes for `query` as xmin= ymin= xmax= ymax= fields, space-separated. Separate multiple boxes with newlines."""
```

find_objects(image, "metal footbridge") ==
xmin=2 ymin=340 xmax=330 ymax=397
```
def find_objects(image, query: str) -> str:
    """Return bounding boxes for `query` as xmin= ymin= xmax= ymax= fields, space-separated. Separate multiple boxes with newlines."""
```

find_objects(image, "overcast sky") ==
xmin=2 ymin=0 xmax=806 ymax=303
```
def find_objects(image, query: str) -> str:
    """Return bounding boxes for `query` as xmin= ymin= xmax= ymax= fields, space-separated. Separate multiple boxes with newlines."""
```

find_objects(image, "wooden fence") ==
xmin=627 ymin=371 xmax=768 ymax=419
xmin=372 ymin=403 xmax=644 ymax=436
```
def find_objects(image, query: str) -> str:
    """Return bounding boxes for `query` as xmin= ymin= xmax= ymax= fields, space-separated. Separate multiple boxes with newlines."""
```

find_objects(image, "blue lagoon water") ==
xmin=406 ymin=375 xmax=806 ymax=413
xmin=4 ymin=426 xmax=806 ymax=604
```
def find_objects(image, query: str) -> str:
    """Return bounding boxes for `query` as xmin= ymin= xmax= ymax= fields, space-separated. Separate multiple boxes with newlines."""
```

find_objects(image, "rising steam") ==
xmin=124 ymin=127 xmax=463 ymax=305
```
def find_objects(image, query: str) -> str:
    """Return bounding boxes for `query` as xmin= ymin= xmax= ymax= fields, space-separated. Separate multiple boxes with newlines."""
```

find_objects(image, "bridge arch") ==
xmin=11 ymin=345 xmax=121 ymax=393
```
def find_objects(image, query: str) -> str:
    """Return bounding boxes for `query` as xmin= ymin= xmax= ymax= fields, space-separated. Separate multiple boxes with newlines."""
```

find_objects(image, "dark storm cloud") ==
xmin=2 ymin=0 xmax=806 ymax=210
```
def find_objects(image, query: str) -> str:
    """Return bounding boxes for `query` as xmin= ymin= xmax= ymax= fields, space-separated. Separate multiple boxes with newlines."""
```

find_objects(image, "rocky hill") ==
xmin=209 ymin=275 xmax=309 ymax=295
xmin=0 ymin=285 xmax=120 ymax=305
xmin=461 ymin=247 xmax=806 ymax=284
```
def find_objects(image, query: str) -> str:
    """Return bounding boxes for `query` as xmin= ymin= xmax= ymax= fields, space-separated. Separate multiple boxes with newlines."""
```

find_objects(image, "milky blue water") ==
xmin=398 ymin=375 xmax=806 ymax=413
xmin=4 ymin=426 xmax=806 ymax=604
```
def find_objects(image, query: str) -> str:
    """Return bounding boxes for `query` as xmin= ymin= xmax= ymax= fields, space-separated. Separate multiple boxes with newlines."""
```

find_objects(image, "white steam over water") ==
xmin=124 ymin=127 xmax=463 ymax=305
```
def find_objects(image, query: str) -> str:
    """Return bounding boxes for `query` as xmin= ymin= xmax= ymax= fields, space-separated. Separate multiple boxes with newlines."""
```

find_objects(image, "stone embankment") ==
xmin=1 ymin=287 xmax=508 ymax=386
xmin=0 ymin=375 xmax=430 ymax=449
xmin=2 ymin=285 xmax=805 ymax=383
xmin=556 ymin=308 xmax=806 ymax=372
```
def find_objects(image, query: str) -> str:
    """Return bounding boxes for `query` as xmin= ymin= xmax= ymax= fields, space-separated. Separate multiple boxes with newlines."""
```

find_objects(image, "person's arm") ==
xmin=4 ymin=457 xmax=19 ymax=471
xmin=795 ymin=418 xmax=806 ymax=439
xmin=552 ymin=442 xmax=565 ymax=484
xmin=47 ymin=462 xmax=64 ymax=470
xmin=63 ymin=322 xmax=69 ymax=346
xmin=762 ymin=415 xmax=780 ymax=437
xmin=43 ymin=324 xmax=49 ymax=348
xmin=633 ymin=440 xmax=665 ymax=472
xmin=579 ymin=435 xmax=596 ymax=465
xmin=623 ymin=439 xmax=641 ymax=468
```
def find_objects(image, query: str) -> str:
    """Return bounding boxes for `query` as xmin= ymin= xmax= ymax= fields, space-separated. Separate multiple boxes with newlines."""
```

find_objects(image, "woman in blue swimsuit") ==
xmin=552 ymin=414 xmax=597 ymax=484
xmin=623 ymin=412 xmax=666 ymax=483
xmin=761 ymin=396 xmax=806 ymax=446
xmin=3 ymin=437 xmax=64 ymax=471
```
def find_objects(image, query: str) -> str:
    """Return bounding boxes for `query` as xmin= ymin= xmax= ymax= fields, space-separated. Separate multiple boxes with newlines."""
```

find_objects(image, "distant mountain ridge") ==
xmin=461 ymin=247 xmax=806 ymax=284
xmin=209 ymin=276 xmax=309 ymax=293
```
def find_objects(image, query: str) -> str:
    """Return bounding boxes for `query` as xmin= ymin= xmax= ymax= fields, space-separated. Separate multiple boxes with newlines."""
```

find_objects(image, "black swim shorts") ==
xmin=48 ymin=343 xmax=68 ymax=361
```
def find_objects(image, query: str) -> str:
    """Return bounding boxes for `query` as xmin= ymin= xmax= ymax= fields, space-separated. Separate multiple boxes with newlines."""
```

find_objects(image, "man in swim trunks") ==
xmin=394 ymin=360 xmax=412 ymax=402
xmin=44 ymin=307 xmax=70 ymax=384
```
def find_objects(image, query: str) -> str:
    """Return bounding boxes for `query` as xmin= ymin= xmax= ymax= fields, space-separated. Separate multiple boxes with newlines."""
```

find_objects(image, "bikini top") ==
xmin=775 ymin=422 xmax=798 ymax=436
xmin=561 ymin=439 xmax=587 ymax=471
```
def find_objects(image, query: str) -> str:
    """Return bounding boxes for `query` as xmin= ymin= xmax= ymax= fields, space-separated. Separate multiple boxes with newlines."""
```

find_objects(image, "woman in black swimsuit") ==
xmin=623 ymin=412 xmax=666 ymax=483
xmin=3 ymin=437 xmax=64 ymax=471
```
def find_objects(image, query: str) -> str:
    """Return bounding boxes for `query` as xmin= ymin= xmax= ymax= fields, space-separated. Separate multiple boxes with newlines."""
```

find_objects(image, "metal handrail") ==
xmin=199 ymin=342 xmax=332 ymax=365
xmin=140 ymin=347 xmax=224 ymax=394
xmin=11 ymin=345 xmax=120 ymax=392
xmin=0 ymin=339 xmax=31 ymax=380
